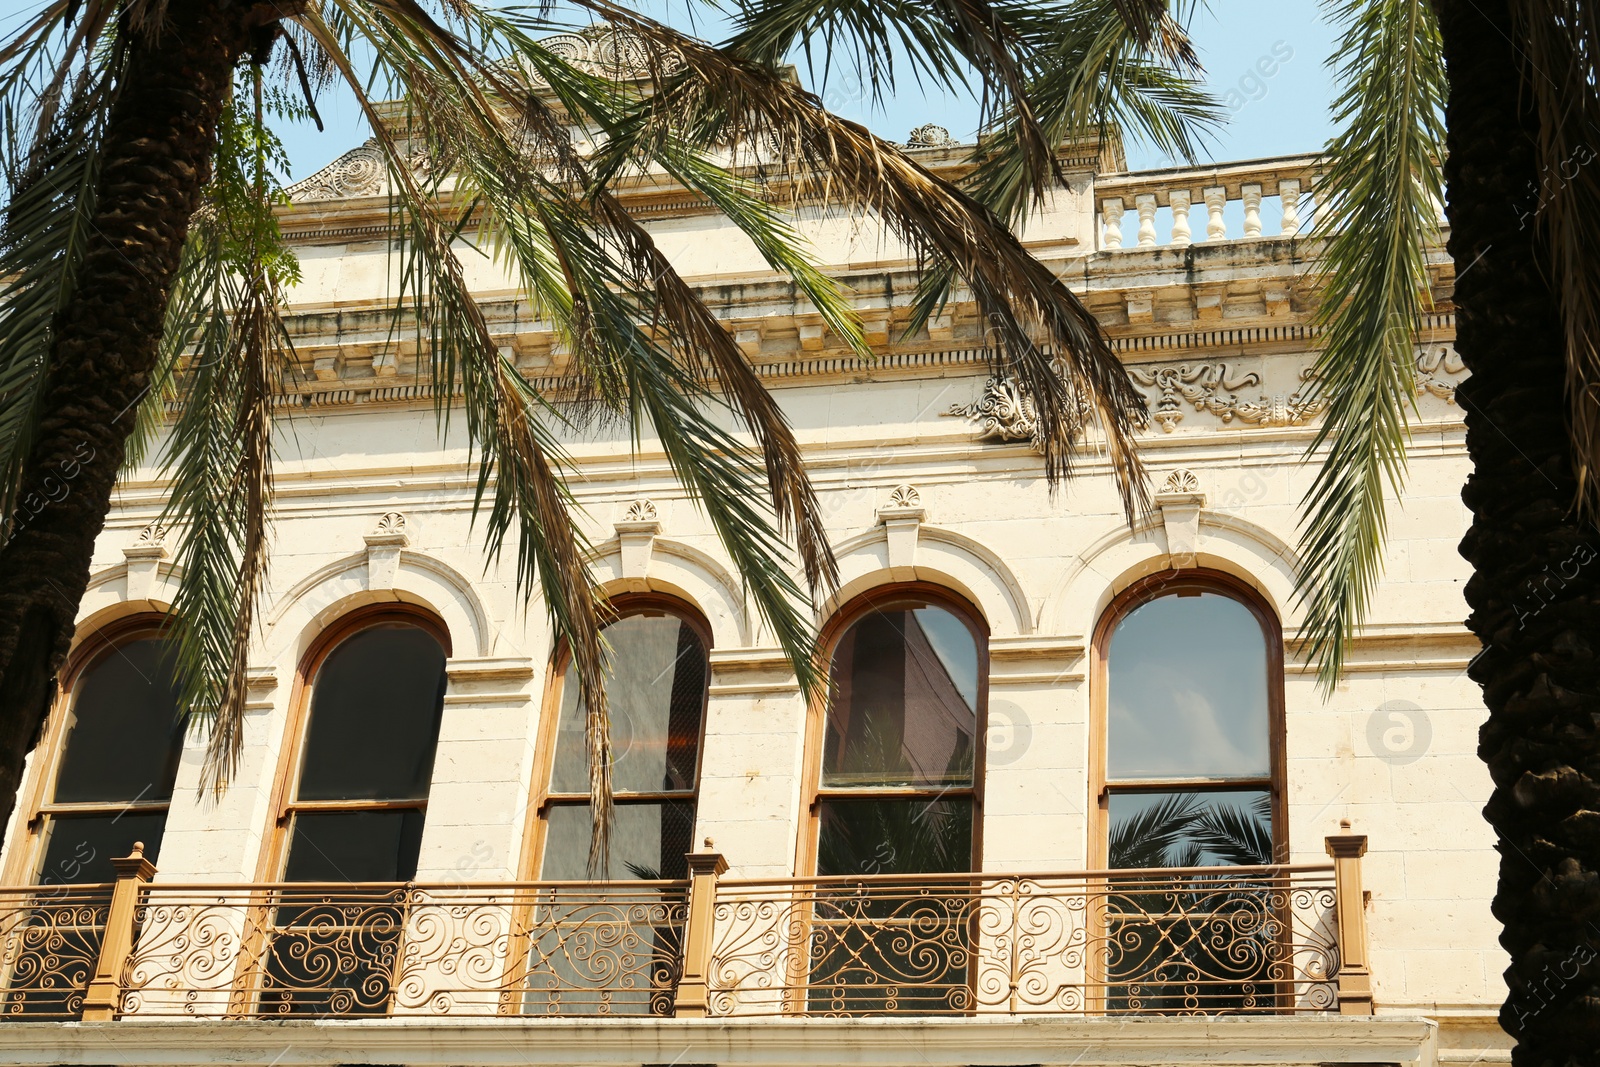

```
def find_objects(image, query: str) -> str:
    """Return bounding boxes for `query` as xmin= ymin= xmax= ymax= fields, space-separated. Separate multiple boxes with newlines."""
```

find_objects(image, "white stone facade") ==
xmin=0 ymin=99 xmax=1502 ymax=1064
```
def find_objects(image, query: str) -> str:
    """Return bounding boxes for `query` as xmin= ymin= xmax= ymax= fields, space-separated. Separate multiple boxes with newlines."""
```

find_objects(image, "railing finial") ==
xmin=81 ymin=844 xmax=157 ymax=1020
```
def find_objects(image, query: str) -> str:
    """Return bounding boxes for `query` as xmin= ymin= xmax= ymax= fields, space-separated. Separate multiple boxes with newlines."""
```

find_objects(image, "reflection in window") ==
xmin=6 ymin=634 xmax=185 ymax=1017
xmin=1099 ymin=584 xmax=1284 ymax=1014
xmin=540 ymin=609 xmax=708 ymax=881
xmin=263 ymin=621 xmax=448 ymax=1016
xmin=533 ymin=607 xmax=706 ymax=1018
xmin=808 ymin=596 xmax=984 ymax=1015
xmin=1104 ymin=590 xmax=1276 ymax=867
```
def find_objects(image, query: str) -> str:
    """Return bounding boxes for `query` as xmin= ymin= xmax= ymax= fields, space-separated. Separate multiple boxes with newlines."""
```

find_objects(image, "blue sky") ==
xmin=260 ymin=0 xmax=1340 ymax=180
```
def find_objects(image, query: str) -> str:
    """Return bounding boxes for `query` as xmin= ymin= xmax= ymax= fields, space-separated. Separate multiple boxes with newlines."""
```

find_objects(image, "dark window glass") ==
xmin=1106 ymin=592 xmax=1269 ymax=779
xmin=550 ymin=614 xmax=706 ymax=795
xmin=815 ymin=798 xmax=973 ymax=876
xmin=36 ymin=813 xmax=168 ymax=886
xmin=281 ymin=811 xmax=427 ymax=882
xmin=541 ymin=801 xmax=695 ymax=881
xmin=823 ymin=605 xmax=977 ymax=789
xmin=53 ymin=638 xmax=183 ymax=804
xmin=295 ymin=626 xmax=448 ymax=802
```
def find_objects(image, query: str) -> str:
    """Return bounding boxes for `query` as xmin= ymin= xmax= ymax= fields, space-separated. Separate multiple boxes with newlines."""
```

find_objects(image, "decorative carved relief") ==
xmin=945 ymin=378 xmax=1040 ymax=444
xmin=888 ymin=485 xmax=921 ymax=509
xmin=136 ymin=520 xmax=169 ymax=547
xmin=529 ymin=22 xmax=681 ymax=85
xmin=1128 ymin=362 xmax=1260 ymax=432
xmin=1161 ymin=468 xmax=1201 ymax=494
xmin=1416 ymin=344 xmax=1466 ymax=403
xmin=372 ymin=512 xmax=408 ymax=538
xmin=622 ymin=498 xmax=659 ymax=524
xmin=1128 ymin=362 xmax=1328 ymax=431
xmin=944 ymin=376 xmax=1094 ymax=451
xmin=906 ymin=124 xmax=955 ymax=148
xmin=286 ymin=139 xmax=390 ymax=202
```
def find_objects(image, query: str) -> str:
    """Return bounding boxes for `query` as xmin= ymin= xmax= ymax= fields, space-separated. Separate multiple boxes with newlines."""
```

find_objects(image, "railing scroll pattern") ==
xmin=0 ymin=884 xmax=111 ymax=1019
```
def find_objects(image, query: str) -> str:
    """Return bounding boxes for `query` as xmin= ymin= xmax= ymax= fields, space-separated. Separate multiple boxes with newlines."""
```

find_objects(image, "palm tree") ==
xmin=0 ymin=1 xmax=1204 ymax=873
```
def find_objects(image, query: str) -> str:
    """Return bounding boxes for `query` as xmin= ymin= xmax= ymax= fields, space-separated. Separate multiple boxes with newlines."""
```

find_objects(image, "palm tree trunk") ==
xmin=0 ymin=3 xmax=273 ymax=841
xmin=1437 ymin=1 xmax=1600 ymax=1061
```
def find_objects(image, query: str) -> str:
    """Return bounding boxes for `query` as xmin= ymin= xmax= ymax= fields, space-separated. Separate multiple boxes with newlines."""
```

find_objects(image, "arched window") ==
xmin=253 ymin=608 xmax=450 ymax=1015
xmin=23 ymin=625 xmax=185 ymax=886
xmin=806 ymin=587 xmax=986 ymax=876
xmin=533 ymin=600 xmax=709 ymax=881
xmin=1093 ymin=572 xmax=1285 ymax=869
xmin=269 ymin=609 xmax=451 ymax=883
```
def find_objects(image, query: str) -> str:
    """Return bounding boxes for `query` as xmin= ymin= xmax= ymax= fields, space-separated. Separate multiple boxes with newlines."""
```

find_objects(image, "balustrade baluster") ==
xmin=1170 ymin=190 xmax=1193 ymax=247
xmin=1242 ymin=182 xmax=1263 ymax=238
xmin=1204 ymin=186 xmax=1227 ymax=241
xmin=1279 ymin=178 xmax=1302 ymax=236
xmin=1101 ymin=197 xmax=1125 ymax=250
xmin=1135 ymin=194 xmax=1158 ymax=247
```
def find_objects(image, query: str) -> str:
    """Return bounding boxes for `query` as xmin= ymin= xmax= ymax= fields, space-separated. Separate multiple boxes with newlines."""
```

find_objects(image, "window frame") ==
xmin=3 ymin=614 xmax=180 ymax=886
xmin=797 ymin=582 xmax=990 ymax=877
xmin=256 ymin=604 xmax=453 ymax=883
xmin=523 ymin=594 xmax=714 ymax=881
xmin=1088 ymin=569 xmax=1288 ymax=869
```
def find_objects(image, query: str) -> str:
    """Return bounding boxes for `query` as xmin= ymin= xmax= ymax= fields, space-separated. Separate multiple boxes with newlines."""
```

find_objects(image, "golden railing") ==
xmin=0 ymin=834 xmax=1374 ymax=1020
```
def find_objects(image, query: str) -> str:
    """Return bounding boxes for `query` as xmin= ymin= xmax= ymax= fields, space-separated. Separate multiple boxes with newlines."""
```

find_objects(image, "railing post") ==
xmin=674 ymin=842 xmax=727 ymax=1018
xmin=1325 ymin=823 xmax=1374 ymax=1016
xmin=1100 ymin=197 xmax=1125 ymax=249
xmin=81 ymin=842 xmax=156 ymax=1021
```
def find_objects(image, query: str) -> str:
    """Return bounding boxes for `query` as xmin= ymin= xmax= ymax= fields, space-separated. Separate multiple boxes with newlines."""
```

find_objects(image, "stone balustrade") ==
xmin=1094 ymin=156 xmax=1320 ymax=251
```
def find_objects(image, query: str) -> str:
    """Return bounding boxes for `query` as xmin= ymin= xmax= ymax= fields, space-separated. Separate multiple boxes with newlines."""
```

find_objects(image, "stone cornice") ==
xmin=0 ymin=1015 xmax=1438 ymax=1067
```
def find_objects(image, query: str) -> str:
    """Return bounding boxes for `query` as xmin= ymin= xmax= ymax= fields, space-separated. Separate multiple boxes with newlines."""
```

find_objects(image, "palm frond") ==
xmin=1190 ymin=794 xmax=1274 ymax=866
xmin=1294 ymin=0 xmax=1445 ymax=686
xmin=584 ymin=4 xmax=1150 ymax=518
xmin=0 ymin=23 xmax=124 ymax=543
xmin=1106 ymin=792 xmax=1202 ymax=869
xmin=1513 ymin=3 xmax=1600 ymax=520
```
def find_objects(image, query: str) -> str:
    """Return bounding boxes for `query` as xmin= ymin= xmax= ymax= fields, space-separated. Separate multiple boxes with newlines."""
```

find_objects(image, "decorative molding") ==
xmin=906 ymin=123 xmax=955 ymax=148
xmin=877 ymin=485 xmax=926 ymax=570
xmin=364 ymin=512 xmax=409 ymax=590
xmin=286 ymin=138 xmax=394 ymax=202
xmin=123 ymin=521 xmax=170 ymax=600
xmin=1154 ymin=469 xmax=1206 ymax=567
xmin=615 ymin=499 xmax=662 ymax=582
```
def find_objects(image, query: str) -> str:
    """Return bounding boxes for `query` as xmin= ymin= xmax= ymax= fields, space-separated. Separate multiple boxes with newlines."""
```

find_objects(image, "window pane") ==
xmin=550 ymin=613 xmax=706 ymax=796
xmin=296 ymin=625 xmax=447 ymax=802
xmin=822 ymin=604 xmax=978 ymax=789
xmin=281 ymin=810 xmax=426 ymax=882
xmin=1106 ymin=592 xmax=1270 ymax=779
xmin=1106 ymin=790 xmax=1273 ymax=868
xmin=53 ymin=638 xmax=183 ymax=804
xmin=540 ymin=800 xmax=695 ymax=881
xmin=37 ymin=813 xmax=167 ymax=885
xmin=816 ymin=797 xmax=974 ymax=876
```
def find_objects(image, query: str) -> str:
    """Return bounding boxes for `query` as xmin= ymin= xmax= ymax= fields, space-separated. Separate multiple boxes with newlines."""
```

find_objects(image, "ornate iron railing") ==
xmin=703 ymin=866 xmax=1340 ymax=1016
xmin=0 ymin=833 xmax=1374 ymax=1020
xmin=0 ymin=883 xmax=111 ymax=1019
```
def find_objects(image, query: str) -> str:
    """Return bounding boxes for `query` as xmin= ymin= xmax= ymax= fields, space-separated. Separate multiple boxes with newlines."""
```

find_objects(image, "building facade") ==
xmin=0 ymin=25 xmax=1501 ymax=1067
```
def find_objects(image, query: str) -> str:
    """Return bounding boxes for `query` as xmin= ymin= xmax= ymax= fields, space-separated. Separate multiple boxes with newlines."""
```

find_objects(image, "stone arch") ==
xmin=1042 ymin=509 xmax=1302 ymax=641
xmin=586 ymin=536 xmax=750 ymax=649
xmin=823 ymin=523 xmax=1032 ymax=636
xmin=261 ymin=549 xmax=494 ymax=663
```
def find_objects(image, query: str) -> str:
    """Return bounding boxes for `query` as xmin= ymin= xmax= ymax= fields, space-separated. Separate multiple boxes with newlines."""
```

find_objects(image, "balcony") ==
xmin=0 ymin=834 xmax=1373 ymax=1023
